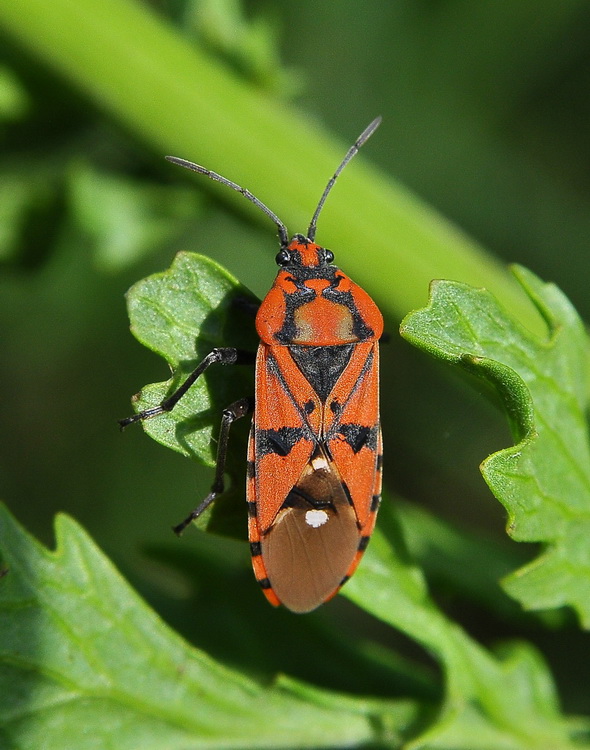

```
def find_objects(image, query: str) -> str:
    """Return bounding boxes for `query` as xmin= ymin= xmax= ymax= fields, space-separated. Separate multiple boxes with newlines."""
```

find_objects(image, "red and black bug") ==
xmin=120 ymin=118 xmax=383 ymax=613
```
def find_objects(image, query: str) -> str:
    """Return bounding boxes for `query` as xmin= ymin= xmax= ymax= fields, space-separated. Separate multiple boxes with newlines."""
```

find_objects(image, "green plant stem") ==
xmin=0 ymin=0 xmax=539 ymax=329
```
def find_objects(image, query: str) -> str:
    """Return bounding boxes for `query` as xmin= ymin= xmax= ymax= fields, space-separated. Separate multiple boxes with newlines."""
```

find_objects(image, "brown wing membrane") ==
xmin=260 ymin=447 xmax=360 ymax=613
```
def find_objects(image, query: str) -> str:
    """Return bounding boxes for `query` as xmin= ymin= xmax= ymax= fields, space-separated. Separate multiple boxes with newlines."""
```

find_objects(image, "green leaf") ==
xmin=0 ymin=503 xmax=419 ymax=749
xmin=122 ymin=252 xmax=258 ymax=535
xmin=400 ymin=266 xmax=590 ymax=627
xmin=120 ymin=253 xmax=588 ymax=746
xmin=123 ymin=252 xmax=257 ymax=461
xmin=344 ymin=504 xmax=582 ymax=749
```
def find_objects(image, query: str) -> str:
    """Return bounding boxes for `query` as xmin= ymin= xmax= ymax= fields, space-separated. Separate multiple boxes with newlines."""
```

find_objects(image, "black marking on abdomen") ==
xmin=250 ymin=541 xmax=262 ymax=557
xmin=330 ymin=399 xmax=342 ymax=414
xmin=341 ymin=480 xmax=354 ymax=508
xmin=338 ymin=423 xmax=379 ymax=454
xmin=371 ymin=494 xmax=381 ymax=513
xmin=258 ymin=577 xmax=272 ymax=590
xmin=358 ymin=535 xmax=370 ymax=552
xmin=247 ymin=501 xmax=257 ymax=518
xmin=257 ymin=426 xmax=306 ymax=457
xmin=304 ymin=399 xmax=316 ymax=414
xmin=283 ymin=485 xmax=332 ymax=511
xmin=289 ymin=344 xmax=354 ymax=402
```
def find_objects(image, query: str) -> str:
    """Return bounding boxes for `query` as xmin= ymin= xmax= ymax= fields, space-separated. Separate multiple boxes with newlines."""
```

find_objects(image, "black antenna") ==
xmin=307 ymin=116 xmax=382 ymax=242
xmin=165 ymin=156 xmax=290 ymax=247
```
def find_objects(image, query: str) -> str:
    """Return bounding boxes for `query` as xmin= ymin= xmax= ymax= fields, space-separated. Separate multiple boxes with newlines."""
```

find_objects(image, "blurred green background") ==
xmin=1 ymin=0 xmax=590 ymax=712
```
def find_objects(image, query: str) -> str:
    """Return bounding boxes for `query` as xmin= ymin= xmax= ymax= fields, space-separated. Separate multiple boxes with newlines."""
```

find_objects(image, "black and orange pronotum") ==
xmin=120 ymin=118 xmax=384 ymax=613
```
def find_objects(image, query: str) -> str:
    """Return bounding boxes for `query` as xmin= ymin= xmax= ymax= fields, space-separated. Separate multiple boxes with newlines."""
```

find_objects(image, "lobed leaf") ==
xmin=121 ymin=252 xmax=260 ymax=537
xmin=400 ymin=266 xmax=590 ymax=627
xmin=0 ymin=504 xmax=417 ymax=749
xmin=122 ymin=252 xmax=587 ymax=747
xmin=344 ymin=504 xmax=582 ymax=749
xmin=123 ymin=251 xmax=257 ymax=463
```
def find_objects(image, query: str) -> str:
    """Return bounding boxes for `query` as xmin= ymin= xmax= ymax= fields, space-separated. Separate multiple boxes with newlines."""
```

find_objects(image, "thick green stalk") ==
xmin=0 ymin=0 xmax=539 ymax=328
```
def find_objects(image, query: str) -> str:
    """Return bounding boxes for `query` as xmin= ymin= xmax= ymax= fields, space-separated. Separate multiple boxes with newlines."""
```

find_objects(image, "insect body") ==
xmin=250 ymin=234 xmax=383 ymax=612
xmin=121 ymin=118 xmax=383 ymax=613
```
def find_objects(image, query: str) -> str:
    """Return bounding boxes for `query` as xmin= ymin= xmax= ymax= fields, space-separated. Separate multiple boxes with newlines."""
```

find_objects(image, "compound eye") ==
xmin=324 ymin=249 xmax=334 ymax=264
xmin=275 ymin=249 xmax=291 ymax=266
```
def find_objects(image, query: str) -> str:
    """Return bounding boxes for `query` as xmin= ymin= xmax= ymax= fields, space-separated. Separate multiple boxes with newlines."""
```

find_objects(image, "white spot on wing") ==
xmin=305 ymin=509 xmax=329 ymax=528
xmin=311 ymin=455 xmax=328 ymax=471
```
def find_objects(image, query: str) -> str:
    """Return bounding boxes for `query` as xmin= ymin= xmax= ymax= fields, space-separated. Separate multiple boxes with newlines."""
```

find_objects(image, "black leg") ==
xmin=172 ymin=397 xmax=253 ymax=535
xmin=118 ymin=347 xmax=254 ymax=429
